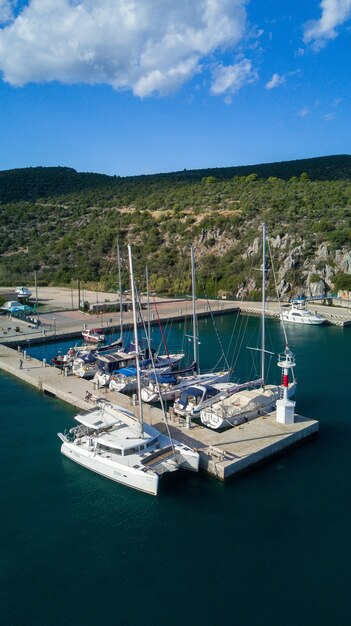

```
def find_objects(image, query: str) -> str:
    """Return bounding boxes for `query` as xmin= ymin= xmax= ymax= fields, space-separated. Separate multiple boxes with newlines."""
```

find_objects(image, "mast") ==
xmin=146 ymin=266 xmax=151 ymax=344
xmin=261 ymin=222 xmax=266 ymax=388
xmin=127 ymin=244 xmax=144 ymax=438
xmin=34 ymin=270 xmax=39 ymax=323
xmin=191 ymin=245 xmax=198 ymax=372
xmin=117 ymin=239 xmax=123 ymax=347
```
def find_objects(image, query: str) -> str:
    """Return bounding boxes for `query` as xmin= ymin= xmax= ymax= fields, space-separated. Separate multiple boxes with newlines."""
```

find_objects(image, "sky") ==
xmin=0 ymin=0 xmax=350 ymax=176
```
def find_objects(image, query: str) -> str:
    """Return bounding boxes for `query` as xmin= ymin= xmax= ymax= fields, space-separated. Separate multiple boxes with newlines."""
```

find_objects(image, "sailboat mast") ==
xmin=262 ymin=222 xmax=266 ymax=388
xmin=191 ymin=245 xmax=198 ymax=372
xmin=127 ymin=244 xmax=144 ymax=437
xmin=117 ymin=239 xmax=123 ymax=347
xmin=146 ymin=266 xmax=151 ymax=343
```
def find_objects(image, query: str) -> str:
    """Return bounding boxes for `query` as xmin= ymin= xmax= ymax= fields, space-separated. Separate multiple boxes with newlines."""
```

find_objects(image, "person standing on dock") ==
xmin=19 ymin=358 xmax=23 ymax=369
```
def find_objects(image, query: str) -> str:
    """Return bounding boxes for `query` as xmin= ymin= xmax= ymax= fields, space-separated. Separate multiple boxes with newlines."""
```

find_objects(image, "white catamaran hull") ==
xmin=61 ymin=441 xmax=159 ymax=495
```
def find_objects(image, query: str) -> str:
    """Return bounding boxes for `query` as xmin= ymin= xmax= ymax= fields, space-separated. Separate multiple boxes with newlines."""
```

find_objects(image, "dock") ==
xmin=239 ymin=300 xmax=351 ymax=326
xmin=0 ymin=343 xmax=318 ymax=480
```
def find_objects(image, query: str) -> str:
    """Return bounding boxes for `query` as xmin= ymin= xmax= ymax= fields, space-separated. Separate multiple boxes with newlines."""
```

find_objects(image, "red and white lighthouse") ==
xmin=276 ymin=346 xmax=296 ymax=424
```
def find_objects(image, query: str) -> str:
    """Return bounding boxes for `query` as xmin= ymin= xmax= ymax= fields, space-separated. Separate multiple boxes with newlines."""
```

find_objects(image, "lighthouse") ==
xmin=276 ymin=346 xmax=296 ymax=424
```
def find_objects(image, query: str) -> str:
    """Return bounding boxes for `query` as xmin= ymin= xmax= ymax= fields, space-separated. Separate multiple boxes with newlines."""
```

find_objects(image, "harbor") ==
xmin=0 ymin=298 xmax=319 ymax=481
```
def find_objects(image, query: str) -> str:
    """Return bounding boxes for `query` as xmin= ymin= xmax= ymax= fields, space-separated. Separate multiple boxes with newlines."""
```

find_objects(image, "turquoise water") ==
xmin=1 ymin=315 xmax=351 ymax=626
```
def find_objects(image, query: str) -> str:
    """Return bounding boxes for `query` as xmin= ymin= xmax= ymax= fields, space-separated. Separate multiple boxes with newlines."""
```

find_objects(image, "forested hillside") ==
xmin=1 ymin=155 xmax=351 ymax=298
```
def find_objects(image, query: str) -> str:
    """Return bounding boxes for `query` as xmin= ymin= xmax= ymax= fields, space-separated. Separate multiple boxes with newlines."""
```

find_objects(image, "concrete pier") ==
xmin=0 ymin=343 xmax=318 ymax=480
xmin=239 ymin=300 xmax=351 ymax=326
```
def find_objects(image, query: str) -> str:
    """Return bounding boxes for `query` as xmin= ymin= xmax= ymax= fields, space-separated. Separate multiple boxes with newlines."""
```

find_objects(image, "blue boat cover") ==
xmin=113 ymin=367 xmax=136 ymax=377
xmin=149 ymin=372 xmax=177 ymax=384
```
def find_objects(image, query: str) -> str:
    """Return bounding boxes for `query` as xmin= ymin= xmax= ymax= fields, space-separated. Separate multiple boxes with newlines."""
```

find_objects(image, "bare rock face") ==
xmin=308 ymin=278 xmax=327 ymax=297
xmin=278 ymin=278 xmax=291 ymax=295
xmin=317 ymin=244 xmax=329 ymax=260
xmin=335 ymin=249 xmax=342 ymax=263
xmin=243 ymin=237 xmax=259 ymax=258
xmin=340 ymin=252 xmax=351 ymax=274
xmin=270 ymin=233 xmax=290 ymax=250
xmin=236 ymin=277 xmax=257 ymax=299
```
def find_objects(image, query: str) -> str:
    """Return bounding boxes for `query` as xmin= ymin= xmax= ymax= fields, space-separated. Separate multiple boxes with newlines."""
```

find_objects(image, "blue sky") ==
xmin=0 ymin=0 xmax=350 ymax=176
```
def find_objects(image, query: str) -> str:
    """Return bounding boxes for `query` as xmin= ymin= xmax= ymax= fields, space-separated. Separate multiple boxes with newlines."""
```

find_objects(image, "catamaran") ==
xmin=58 ymin=401 xmax=199 ymax=495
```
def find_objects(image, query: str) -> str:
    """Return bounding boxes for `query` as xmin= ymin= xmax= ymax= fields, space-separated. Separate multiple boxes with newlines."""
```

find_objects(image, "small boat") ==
xmin=93 ymin=351 xmax=138 ymax=388
xmin=280 ymin=302 xmax=325 ymax=325
xmin=72 ymin=352 xmax=98 ymax=379
xmin=15 ymin=286 xmax=32 ymax=299
xmin=82 ymin=328 xmax=106 ymax=343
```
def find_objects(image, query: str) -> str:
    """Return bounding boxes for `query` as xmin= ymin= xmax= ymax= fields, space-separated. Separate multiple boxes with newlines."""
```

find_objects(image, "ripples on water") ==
xmin=1 ymin=315 xmax=351 ymax=626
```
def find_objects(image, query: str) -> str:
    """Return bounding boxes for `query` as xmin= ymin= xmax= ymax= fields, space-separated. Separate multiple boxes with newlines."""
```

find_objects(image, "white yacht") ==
xmin=141 ymin=369 xmax=230 ymax=404
xmin=15 ymin=286 xmax=32 ymax=298
xmin=280 ymin=302 xmax=325 ymax=325
xmin=200 ymin=379 xmax=297 ymax=430
xmin=58 ymin=401 xmax=199 ymax=495
xmin=173 ymin=381 xmax=238 ymax=420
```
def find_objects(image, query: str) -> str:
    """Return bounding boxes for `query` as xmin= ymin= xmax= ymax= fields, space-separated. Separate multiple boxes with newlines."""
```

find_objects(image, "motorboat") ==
xmin=15 ymin=286 xmax=32 ymax=299
xmin=58 ymin=401 xmax=199 ymax=495
xmin=82 ymin=328 xmax=106 ymax=343
xmin=280 ymin=302 xmax=325 ymax=325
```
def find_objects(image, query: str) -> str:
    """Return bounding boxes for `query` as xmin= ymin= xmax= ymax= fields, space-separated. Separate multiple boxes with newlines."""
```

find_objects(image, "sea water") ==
xmin=1 ymin=314 xmax=350 ymax=626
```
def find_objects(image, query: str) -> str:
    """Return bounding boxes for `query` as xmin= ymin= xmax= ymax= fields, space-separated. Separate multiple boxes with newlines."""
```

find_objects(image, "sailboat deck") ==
xmin=0 ymin=343 xmax=318 ymax=481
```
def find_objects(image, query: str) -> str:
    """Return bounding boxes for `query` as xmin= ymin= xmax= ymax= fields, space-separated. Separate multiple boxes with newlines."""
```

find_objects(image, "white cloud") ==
xmin=210 ymin=59 xmax=257 ymax=97
xmin=265 ymin=72 xmax=285 ymax=90
xmin=304 ymin=0 xmax=351 ymax=48
xmin=298 ymin=106 xmax=310 ymax=117
xmin=323 ymin=112 xmax=336 ymax=121
xmin=0 ymin=0 xmax=249 ymax=96
xmin=0 ymin=0 xmax=14 ymax=24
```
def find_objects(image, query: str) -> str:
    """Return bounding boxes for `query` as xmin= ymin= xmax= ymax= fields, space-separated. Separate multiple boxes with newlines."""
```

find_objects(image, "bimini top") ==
xmin=177 ymin=384 xmax=217 ymax=409
xmin=97 ymin=352 xmax=135 ymax=365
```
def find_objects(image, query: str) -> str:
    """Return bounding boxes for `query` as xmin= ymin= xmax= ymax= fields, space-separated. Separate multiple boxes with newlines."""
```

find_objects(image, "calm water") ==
xmin=1 ymin=314 xmax=351 ymax=626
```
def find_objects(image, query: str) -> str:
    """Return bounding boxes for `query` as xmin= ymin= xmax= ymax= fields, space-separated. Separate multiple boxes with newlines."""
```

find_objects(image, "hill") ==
xmin=1 ymin=155 xmax=351 ymax=299
xmin=1 ymin=154 xmax=351 ymax=204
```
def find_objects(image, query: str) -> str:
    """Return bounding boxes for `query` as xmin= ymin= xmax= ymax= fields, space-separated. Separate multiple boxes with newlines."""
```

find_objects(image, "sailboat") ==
xmin=141 ymin=245 xmax=230 ymax=404
xmin=200 ymin=223 xmax=297 ymax=430
xmin=57 ymin=244 xmax=199 ymax=495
